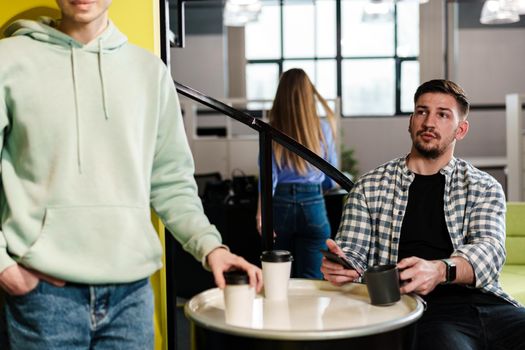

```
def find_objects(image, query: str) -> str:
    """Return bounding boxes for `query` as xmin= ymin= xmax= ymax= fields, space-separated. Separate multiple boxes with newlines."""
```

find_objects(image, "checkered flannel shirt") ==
xmin=336 ymin=156 xmax=520 ymax=307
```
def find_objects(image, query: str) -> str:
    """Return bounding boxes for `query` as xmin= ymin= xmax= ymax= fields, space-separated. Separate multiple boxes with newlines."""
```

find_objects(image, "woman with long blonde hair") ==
xmin=256 ymin=68 xmax=337 ymax=279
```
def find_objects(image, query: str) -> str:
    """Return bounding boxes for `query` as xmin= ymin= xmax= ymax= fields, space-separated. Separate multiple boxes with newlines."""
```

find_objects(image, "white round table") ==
xmin=185 ymin=279 xmax=425 ymax=349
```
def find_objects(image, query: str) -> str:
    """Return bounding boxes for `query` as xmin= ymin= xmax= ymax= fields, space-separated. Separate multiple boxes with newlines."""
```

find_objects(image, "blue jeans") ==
xmin=0 ymin=278 xmax=153 ymax=350
xmin=273 ymin=183 xmax=331 ymax=279
xmin=414 ymin=302 xmax=525 ymax=350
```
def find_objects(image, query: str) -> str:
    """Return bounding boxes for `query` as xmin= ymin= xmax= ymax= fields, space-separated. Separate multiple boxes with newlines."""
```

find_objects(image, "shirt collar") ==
xmin=400 ymin=155 xmax=415 ymax=185
xmin=440 ymin=157 xmax=457 ymax=178
xmin=400 ymin=155 xmax=457 ymax=182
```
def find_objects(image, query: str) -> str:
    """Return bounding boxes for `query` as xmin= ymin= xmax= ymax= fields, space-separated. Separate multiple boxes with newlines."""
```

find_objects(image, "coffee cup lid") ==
xmin=260 ymin=250 xmax=293 ymax=262
xmin=224 ymin=270 xmax=250 ymax=285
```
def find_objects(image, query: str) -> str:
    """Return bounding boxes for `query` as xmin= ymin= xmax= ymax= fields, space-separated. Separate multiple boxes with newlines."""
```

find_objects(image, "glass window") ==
xmin=316 ymin=1 xmax=337 ymax=57
xmin=400 ymin=60 xmax=420 ymax=113
xmin=397 ymin=1 xmax=420 ymax=57
xmin=245 ymin=1 xmax=280 ymax=60
xmin=283 ymin=2 xmax=315 ymax=58
xmin=244 ymin=0 xmax=419 ymax=117
xmin=341 ymin=0 xmax=395 ymax=57
xmin=313 ymin=60 xmax=337 ymax=100
xmin=342 ymin=59 xmax=395 ymax=116
xmin=246 ymin=63 xmax=279 ymax=110
xmin=282 ymin=0 xmax=336 ymax=58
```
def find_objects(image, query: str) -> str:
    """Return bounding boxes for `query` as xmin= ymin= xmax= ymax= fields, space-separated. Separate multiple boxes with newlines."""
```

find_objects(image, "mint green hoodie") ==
xmin=0 ymin=19 xmax=223 ymax=283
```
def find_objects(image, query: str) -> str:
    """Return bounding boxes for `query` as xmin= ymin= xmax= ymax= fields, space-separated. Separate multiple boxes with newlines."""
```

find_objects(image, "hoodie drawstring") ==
xmin=98 ymin=39 xmax=109 ymax=120
xmin=70 ymin=45 xmax=82 ymax=174
xmin=70 ymin=40 xmax=110 ymax=174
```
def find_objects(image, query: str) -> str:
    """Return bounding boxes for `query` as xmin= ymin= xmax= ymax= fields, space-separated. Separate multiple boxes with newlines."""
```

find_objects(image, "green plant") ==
xmin=341 ymin=146 xmax=359 ymax=181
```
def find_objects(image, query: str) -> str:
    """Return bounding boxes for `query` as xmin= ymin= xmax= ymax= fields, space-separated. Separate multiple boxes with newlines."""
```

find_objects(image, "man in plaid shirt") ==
xmin=322 ymin=79 xmax=525 ymax=350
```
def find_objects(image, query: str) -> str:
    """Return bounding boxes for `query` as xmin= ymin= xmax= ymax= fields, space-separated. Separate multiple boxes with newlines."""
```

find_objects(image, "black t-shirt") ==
xmin=399 ymin=173 xmax=506 ymax=305
xmin=399 ymin=173 xmax=451 ymax=262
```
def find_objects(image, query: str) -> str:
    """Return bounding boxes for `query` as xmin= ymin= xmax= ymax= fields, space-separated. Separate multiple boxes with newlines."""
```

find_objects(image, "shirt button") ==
xmin=398 ymin=211 xmax=403 ymax=216
xmin=393 ymin=237 xmax=399 ymax=243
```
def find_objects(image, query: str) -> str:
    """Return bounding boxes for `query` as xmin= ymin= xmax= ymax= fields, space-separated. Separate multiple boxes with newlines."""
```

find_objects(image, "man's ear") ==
xmin=408 ymin=114 xmax=413 ymax=133
xmin=455 ymin=120 xmax=469 ymax=141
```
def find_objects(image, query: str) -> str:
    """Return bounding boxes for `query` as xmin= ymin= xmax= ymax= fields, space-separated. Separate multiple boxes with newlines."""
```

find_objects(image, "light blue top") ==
xmin=264 ymin=120 xmax=338 ymax=193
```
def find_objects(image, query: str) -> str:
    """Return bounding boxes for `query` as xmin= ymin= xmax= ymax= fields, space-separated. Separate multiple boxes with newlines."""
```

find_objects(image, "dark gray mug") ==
xmin=364 ymin=264 xmax=401 ymax=306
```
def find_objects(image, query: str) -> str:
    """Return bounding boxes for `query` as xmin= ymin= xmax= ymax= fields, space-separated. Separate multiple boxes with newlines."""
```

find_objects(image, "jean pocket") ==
xmin=273 ymin=202 xmax=293 ymax=233
xmin=301 ymin=200 xmax=330 ymax=235
xmin=10 ymin=280 xmax=42 ymax=301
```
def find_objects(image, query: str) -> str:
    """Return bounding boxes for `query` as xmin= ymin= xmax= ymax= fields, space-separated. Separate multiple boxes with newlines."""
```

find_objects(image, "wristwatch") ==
xmin=440 ymin=259 xmax=456 ymax=284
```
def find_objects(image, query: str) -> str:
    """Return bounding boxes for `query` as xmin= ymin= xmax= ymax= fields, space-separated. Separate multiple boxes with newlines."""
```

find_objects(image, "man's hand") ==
xmin=321 ymin=239 xmax=361 ymax=286
xmin=397 ymin=256 xmax=445 ymax=295
xmin=207 ymin=247 xmax=263 ymax=293
xmin=0 ymin=264 xmax=65 ymax=296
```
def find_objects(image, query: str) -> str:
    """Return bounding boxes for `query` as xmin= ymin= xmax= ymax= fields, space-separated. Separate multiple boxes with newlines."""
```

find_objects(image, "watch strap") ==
xmin=440 ymin=258 xmax=456 ymax=284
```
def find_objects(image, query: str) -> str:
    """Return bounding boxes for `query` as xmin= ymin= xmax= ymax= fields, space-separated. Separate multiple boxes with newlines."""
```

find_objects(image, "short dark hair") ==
xmin=414 ymin=79 xmax=470 ymax=118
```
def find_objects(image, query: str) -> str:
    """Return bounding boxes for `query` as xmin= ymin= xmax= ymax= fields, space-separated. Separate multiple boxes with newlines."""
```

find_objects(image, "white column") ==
xmin=506 ymin=94 xmax=525 ymax=201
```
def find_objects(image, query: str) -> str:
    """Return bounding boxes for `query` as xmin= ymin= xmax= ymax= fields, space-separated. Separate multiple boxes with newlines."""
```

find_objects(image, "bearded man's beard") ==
xmin=412 ymin=127 xmax=457 ymax=159
xmin=414 ymin=141 xmax=442 ymax=159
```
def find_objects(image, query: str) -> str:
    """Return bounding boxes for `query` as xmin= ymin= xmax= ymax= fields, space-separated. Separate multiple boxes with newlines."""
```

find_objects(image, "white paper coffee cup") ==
xmin=261 ymin=250 xmax=293 ymax=301
xmin=223 ymin=270 xmax=255 ymax=327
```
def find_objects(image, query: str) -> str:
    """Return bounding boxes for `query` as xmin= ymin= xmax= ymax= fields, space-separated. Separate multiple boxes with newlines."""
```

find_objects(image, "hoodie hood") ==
xmin=5 ymin=18 xmax=128 ymax=173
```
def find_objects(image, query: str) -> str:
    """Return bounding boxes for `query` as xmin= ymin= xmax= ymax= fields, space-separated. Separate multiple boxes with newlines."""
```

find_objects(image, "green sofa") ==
xmin=500 ymin=202 xmax=525 ymax=305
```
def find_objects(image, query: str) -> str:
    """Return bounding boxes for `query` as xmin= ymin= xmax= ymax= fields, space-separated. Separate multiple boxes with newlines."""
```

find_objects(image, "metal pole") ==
xmin=259 ymin=132 xmax=274 ymax=251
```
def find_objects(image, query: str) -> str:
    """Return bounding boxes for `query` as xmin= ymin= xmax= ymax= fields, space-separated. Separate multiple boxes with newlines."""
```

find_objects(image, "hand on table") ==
xmin=207 ymin=247 xmax=263 ymax=293
xmin=320 ymin=239 xmax=361 ymax=286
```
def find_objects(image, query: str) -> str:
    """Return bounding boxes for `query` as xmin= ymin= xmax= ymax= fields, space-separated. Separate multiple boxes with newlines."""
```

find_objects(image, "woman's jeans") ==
xmin=273 ymin=183 xmax=331 ymax=279
xmin=0 ymin=278 xmax=153 ymax=350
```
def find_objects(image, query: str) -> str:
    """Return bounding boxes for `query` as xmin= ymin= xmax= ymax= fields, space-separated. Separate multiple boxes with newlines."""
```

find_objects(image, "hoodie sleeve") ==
xmin=0 ymin=89 xmax=17 ymax=273
xmin=149 ymin=68 xmax=224 ymax=268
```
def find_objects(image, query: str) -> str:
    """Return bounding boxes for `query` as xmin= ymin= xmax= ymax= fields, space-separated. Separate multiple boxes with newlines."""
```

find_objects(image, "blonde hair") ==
xmin=269 ymin=68 xmax=336 ymax=175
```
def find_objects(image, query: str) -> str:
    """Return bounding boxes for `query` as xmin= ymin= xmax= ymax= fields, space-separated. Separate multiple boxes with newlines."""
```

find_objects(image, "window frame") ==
xmin=245 ymin=0 xmax=419 ymax=117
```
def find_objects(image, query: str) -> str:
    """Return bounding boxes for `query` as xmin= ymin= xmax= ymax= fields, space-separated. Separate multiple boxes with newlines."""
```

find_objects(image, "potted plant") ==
xmin=341 ymin=146 xmax=359 ymax=182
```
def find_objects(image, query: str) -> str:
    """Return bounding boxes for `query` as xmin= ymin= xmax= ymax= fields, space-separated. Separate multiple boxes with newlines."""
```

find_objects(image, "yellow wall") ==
xmin=0 ymin=0 xmax=160 ymax=55
xmin=0 ymin=1 xmax=167 ymax=350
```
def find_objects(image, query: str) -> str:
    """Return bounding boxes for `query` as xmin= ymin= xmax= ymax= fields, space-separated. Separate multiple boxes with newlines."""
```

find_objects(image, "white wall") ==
xmin=171 ymin=34 xmax=227 ymax=99
xmin=456 ymin=29 xmax=525 ymax=105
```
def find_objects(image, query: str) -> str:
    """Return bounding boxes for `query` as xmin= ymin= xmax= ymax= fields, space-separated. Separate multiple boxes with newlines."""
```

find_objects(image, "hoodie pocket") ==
xmin=20 ymin=206 xmax=163 ymax=279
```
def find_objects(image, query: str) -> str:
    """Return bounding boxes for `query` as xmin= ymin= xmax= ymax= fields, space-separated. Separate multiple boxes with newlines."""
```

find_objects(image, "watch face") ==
xmin=449 ymin=263 xmax=456 ymax=282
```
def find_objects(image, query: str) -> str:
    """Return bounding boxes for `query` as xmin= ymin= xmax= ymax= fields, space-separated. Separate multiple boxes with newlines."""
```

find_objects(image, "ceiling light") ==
xmin=224 ymin=0 xmax=262 ymax=27
xmin=362 ymin=0 xmax=394 ymax=23
xmin=398 ymin=0 xmax=430 ymax=3
xmin=480 ymin=0 xmax=520 ymax=25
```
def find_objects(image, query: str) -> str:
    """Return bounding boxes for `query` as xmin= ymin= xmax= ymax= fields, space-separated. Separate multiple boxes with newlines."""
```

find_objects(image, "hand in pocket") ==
xmin=0 ymin=264 xmax=64 ymax=296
